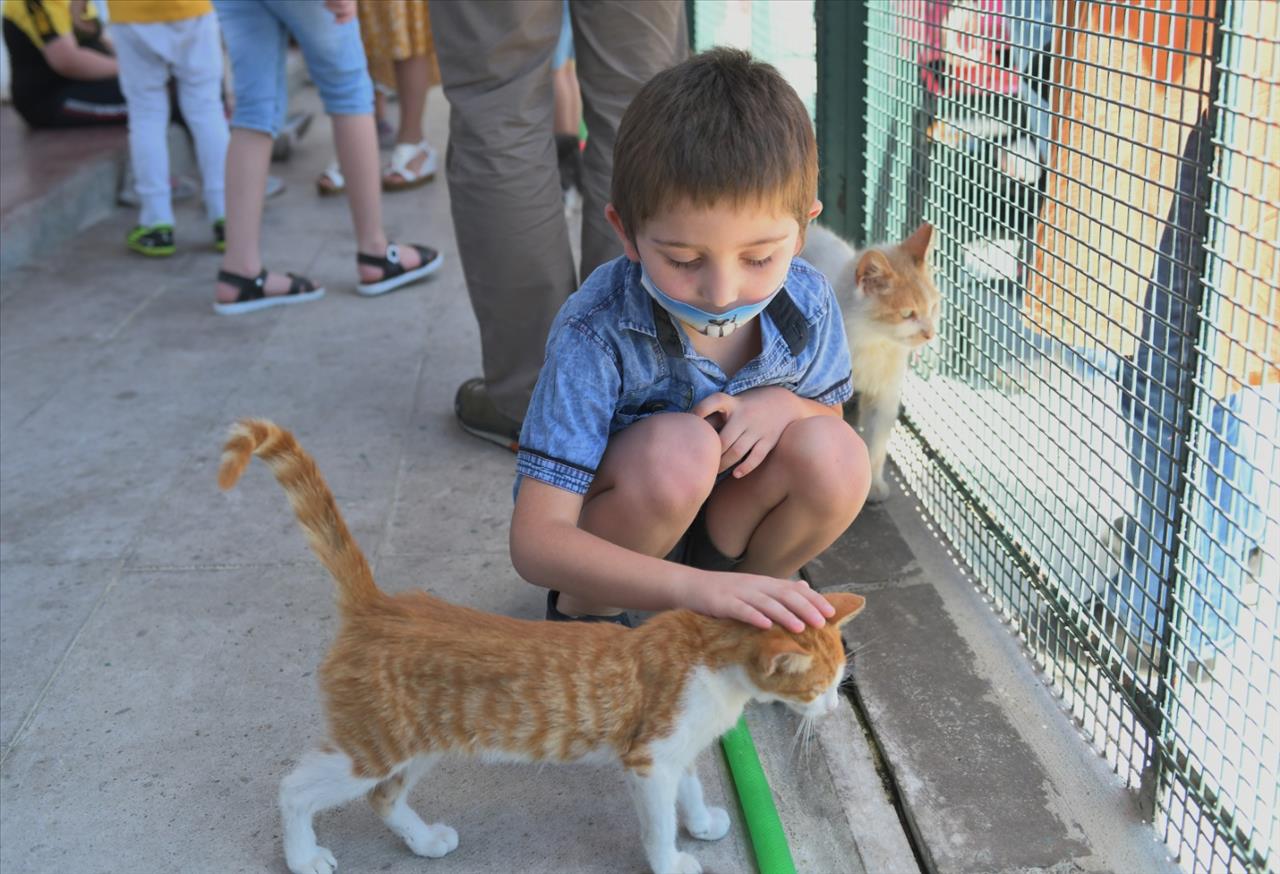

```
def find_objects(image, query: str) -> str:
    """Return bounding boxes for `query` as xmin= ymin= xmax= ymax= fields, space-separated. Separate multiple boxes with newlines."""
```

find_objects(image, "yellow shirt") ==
xmin=2 ymin=0 xmax=78 ymax=48
xmin=105 ymin=0 xmax=211 ymax=24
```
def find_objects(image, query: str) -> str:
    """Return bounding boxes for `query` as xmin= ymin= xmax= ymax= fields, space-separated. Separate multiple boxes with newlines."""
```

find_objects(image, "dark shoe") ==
xmin=213 ymin=268 xmax=324 ymax=316
xmin=212 ymin=218 xmax=225 ymax=253
xmin=545 ymin=590 xmax=633 ymax=627
xmin=454 ymin=378 xmax=522 ymax=452
xmin=126 ymin=224 xmax=175 ymax=257
xmin=355 ymin=242 xmax=443 ymax=296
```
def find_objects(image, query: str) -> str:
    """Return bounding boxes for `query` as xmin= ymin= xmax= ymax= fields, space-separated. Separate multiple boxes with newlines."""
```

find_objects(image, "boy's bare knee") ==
xmin=778 ymin=417 xmax=870 ymax=510
xmin=634 ymin=414 xmax=720 ymax=515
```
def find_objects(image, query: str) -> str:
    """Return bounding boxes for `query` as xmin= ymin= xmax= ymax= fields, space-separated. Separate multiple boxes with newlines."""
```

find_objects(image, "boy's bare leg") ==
xmin=558 ymin=413 xmax=721 ymax=617
xmin=704 ymin=416 xmax=870 ymax=579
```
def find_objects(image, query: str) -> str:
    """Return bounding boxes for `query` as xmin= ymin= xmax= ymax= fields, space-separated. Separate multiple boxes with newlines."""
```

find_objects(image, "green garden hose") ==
xmin=720 ymin=715 xmax=798 ymax=874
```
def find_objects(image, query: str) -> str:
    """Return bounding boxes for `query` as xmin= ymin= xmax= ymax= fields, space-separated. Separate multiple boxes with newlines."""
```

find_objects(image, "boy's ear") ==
xmin=605 ymin=204 xmax=641 ymax=262
xmin=794 ymin=200 xmax=825 ymax=255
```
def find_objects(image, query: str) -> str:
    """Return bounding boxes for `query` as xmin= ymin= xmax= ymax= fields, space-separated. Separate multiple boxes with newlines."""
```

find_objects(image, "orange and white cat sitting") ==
xmin=218 ymin=419 xmax=866 ymax=874
xmin=801 ymin=223 xmax=939 ymax=501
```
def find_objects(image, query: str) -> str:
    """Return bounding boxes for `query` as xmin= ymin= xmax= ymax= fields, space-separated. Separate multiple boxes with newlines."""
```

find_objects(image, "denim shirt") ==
xmin=515 ymin=255 xmax=853 ymax=496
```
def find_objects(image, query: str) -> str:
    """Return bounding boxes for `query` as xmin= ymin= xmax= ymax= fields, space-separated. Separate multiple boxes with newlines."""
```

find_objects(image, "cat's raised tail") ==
xmin=218 ymin=419 xmax=382 ymax=614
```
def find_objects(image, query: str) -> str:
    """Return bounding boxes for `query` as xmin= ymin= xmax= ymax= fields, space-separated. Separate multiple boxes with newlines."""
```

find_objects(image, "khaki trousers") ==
xmin=431 ymin=0 xmax=688 ymax=421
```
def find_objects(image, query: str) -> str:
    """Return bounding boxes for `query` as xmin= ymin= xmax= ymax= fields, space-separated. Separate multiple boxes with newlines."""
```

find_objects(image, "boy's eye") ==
xmin=745 ymin=256 xmax=774 ymax=268
xmin=667 ymin=257 xmax=700 ymax=270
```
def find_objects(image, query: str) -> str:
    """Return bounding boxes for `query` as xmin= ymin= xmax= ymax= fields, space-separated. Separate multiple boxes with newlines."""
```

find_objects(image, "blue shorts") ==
xmin=213 ymin=0 xmax=372 ymax=135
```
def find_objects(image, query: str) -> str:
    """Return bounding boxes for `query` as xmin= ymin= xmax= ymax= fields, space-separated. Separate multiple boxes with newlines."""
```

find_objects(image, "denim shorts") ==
xmin=213 ymin=0 xmax=372 ymax=135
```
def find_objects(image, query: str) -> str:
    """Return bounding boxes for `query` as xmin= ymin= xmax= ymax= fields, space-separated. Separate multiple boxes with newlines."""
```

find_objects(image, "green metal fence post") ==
xmin=815 ymin=0 xmax=869 ymax=246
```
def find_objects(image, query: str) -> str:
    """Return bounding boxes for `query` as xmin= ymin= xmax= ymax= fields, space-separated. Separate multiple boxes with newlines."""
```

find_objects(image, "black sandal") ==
xmin=355 ymin=242 xmax=443 ymax=297
xmin=213 ymin=268 xmax=324 ymax=316
xmin=545 ymin=590 xmax=634 ymax=628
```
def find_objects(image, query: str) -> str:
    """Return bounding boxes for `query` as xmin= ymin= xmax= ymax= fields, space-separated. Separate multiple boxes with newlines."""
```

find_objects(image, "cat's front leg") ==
xmin=627 ymin=765 xmax=704 ymax=874
xmin=677 ymin=767 xmax=731 ymax=841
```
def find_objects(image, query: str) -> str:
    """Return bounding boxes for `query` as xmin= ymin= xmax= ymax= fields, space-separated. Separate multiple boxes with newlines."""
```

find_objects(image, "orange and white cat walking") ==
xmin=218 ymin=419 xmax=866 ymax=874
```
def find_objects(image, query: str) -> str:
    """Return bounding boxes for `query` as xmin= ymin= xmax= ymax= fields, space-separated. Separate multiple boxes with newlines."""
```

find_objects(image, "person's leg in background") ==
xmin=431 ymin=0 xmax=570 ymax=447
xmin=270 ymin=0 xmax=436 ymax=294
xmin=363 ymin=0 xmax=439 ymax=190
xmin=570 ymin=0 xmax=688 ymax=279
xmin=110 ymin=21 xmax=176 ymax=255
xmin=212 ymin=0 xmax=324 ymax=312
xmin=41 ymin=77 xmax=128 ymax=127
xmin=551 ymin=0 xmax=582 ymax=199
xmin=170 ymin=12 xmax=230 ymax=245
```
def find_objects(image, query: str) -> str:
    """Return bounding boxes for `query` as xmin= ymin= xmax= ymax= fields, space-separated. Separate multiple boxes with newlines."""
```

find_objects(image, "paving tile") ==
xmin=0 ymin=561 xmax=116 ymax=753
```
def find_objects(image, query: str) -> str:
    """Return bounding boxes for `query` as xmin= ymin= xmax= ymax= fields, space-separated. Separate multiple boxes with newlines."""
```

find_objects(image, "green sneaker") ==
xmin=454 ymin=378 xmax=522 ymax=452
xmin=212 ymin=218 xmax=225 ymax=253
xmin=126 ymin=224 xmax=175 ymax=257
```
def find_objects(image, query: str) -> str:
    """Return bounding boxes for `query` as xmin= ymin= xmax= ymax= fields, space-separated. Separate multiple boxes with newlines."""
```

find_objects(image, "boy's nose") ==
xmin=700 ymin=276 xmax=736 ymax=310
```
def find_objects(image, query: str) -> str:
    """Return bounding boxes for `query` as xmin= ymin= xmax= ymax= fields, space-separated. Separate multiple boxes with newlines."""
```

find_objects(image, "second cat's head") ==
xmin=740 ymin=592 xmax=866 ymax=719
xmin=851 ymin=223 xmax=940 ymax=348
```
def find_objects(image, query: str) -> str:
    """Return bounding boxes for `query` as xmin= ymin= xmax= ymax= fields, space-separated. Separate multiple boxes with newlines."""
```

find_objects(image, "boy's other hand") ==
xmin=693 ymin=387 xmax=806 ymax=478
xmin=684 ymin=570 xmax=834 ymax=633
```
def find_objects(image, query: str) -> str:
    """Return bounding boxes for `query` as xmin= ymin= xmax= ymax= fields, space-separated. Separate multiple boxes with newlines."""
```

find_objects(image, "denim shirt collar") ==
xmin=617 ymin=259 xmax=809 ymax=360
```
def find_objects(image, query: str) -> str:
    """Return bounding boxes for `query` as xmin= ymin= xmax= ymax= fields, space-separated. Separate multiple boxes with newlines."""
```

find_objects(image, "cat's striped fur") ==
xmin=219 ymin=419 xmax=865 ymax=874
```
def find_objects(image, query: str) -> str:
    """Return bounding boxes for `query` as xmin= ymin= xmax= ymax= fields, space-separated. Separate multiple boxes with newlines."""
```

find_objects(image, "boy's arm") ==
xmin=510 ymin=478 xmax=831 ymax=632
xmin=42 ymin=34 xmax=117 ymax=79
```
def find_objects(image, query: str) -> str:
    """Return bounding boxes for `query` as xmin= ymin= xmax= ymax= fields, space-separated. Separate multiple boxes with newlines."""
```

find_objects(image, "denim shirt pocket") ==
xmin=613 ymin=377 xmax=695 ymax=431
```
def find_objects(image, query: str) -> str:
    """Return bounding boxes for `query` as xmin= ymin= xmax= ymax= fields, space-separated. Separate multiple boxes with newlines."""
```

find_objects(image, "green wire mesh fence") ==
xmin=858 ymin=2 xmax=1277 ymax=872
xmin=689 ymin=1 xmax=1275 ymax=871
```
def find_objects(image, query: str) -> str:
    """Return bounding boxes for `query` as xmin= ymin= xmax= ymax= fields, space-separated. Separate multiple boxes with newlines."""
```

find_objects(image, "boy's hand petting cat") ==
xmin=684 ymin=570 xmax=834 ymax=633
xmin=693 ymin=387 xmax=808 ymax=478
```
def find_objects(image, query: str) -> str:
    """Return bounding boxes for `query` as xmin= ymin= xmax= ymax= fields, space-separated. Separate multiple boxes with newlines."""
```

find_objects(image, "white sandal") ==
xmin=382 ymin=141 xmax=438 ymax=191
xmin=315 ymin=161 xmax=345 ymax=197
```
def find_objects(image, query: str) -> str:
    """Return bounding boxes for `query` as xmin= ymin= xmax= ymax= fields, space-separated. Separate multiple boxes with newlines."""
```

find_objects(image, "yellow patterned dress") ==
xmin=356 ymin=0 xmax=440 ymax=92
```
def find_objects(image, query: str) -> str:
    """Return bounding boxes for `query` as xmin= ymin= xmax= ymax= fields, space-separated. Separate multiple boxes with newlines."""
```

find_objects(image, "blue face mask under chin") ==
xmin=639 ymin=265 xmax=783 ymax=338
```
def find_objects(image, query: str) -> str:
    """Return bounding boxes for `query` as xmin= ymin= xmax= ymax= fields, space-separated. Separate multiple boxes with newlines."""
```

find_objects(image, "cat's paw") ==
xmin=867 ymin=477 xmax=891 ymax=503
xmin=285 ymin=846 xmax=337 ymax=874
xmin=403 ymin=822 xmax=458 ymax=858
xmin=656 ymin=851 xmax=703 ymax=874
xmin=684 ymin=805 xmax=731 ymax=841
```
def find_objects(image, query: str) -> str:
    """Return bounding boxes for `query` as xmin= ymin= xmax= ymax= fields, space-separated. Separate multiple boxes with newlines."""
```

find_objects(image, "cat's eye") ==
xmin=900 ymin=308 xmax=916 ymax=319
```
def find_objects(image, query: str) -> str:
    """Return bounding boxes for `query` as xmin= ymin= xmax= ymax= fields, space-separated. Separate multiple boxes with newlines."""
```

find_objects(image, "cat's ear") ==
xmin=900 ymin=223 xmax=933 ymax=263
xmin=824 ymin=592 xmax=867 ymax=628
xmin=757 ymin=637 xmax=815 ymax=676
xmin=855 ymin=250 xmax=895 ymax=295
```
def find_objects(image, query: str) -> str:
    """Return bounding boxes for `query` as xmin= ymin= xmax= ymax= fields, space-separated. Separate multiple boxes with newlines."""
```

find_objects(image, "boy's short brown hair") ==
xmin=611 ymin=47 xmax=818 ymax=239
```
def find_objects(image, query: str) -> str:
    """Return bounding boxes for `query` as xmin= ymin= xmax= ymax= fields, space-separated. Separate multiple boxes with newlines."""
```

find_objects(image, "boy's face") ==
xmin=606 ymin=198 xmax=822 ymax=315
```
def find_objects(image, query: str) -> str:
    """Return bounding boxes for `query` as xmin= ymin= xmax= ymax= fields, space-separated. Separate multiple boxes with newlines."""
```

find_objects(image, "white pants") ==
xmin=111 ymin=14 xmax=229 ymax=227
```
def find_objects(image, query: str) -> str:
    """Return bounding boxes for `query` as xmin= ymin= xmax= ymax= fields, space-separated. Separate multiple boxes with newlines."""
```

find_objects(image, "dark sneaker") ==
xmin=212 ymin=218 xmax=225 ymax=253
xmin=545 ymin=590 xmax=633 ymax=627
xmin=454 ymin=378 xmax=522 ymax=452
xmin=126 ymin=224 xmax=175 ymax=257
